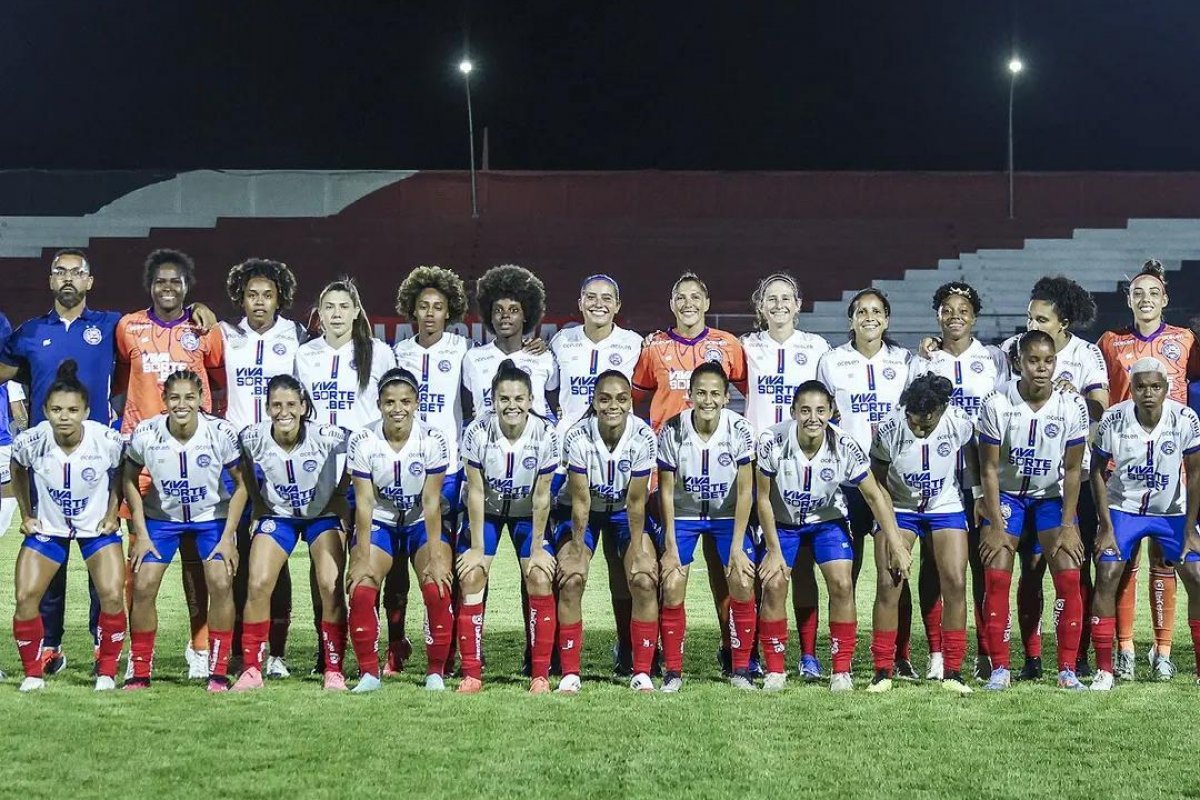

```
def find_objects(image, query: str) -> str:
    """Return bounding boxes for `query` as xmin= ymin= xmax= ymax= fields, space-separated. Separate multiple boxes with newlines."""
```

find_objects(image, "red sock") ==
xmin=1190 ymin=620 xmax=1200 ymax=677
xmin=95 ymin=611 xmax=126 ymax=679
xmin=871 ymin=629 xmax=897 ymax=672
xmin=456 ymin=602 xmax=485 ymax=679
xmin=1017 ymin=574 xmax=1042 ymax=658
xmin=129 ymin=629 xmax=156 ymax=679
xmin=942 ymin=628 xmax=967 ymax=673
xmin=797 ymin=605 xmax=819 ymax=657
xmin=896 ymin=596 xmax=912 ymax=662
xmin=320 ymin=620 xmax=348 ymax=675
xmin=420 ymin=583 xmax=454 ymax=677
xmin=241 ymin=619 xmax=270 ymax=672
xmin=1051 ymin=569 xmax=1082 ymax=671
xmin=983 ymin=569 xmax=1012 ymax=669
xmin=973 ymin=604 xmax=990 ymax=658
xmin=728 ymin=599 xmax=757 ymax=672
xmin=923 ymin=598 xmax=944 ymax=654
xmin=13 ymin=617 xmax=44 ymax=678
xmin=829 ymin=621 xmax=856 ymax=674
xmin=758 ymin=617 xmax=789 ymax=674
xmin=349 ymin=585 xmax=381 ymax=677
xmin=1092 ymin=616 xmax=1115 ymax=673
xmin=208 ymin=629 xmax=233 ymax=678
xmin=528 ymin=594 xmax=556 ymax=680
xmin=630 ymin=618 xmax=658 ymax=675
xmin=558 ymin=621 xmax=584 ymax=677
xmin=659 ymin=604 xmax=686 ymax=673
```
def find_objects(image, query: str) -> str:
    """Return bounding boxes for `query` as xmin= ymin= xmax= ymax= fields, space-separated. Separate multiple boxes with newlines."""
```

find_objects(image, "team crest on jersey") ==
xmin=1162 ymin=342 xmax=1182 ymax=361
xmin=83 ymin=325 xmax=103 ymax=345
xmin=303 ymin=459 xmax=319 ymax=472
xmin=1059 ymin=371 xmax=1074 ymax=384
xmin=882 ymin=367 xmax=897 ymax=380
xmin=795 ymin=352 xmax=807 ymax=365
xmin=937 ymin=442 xmax=952 ymax=457
xmin=409 ymin=462 xmax=425 ymax=476
xmin=704 ymin=348 xmax=722 ymax=363
xmin=273 ymin=342 xmax=288 ymax=356
xmin=1161 ymin=440 xmax=1178 ymax=455
xmin=609 ymin=352 xmax=624 ymax=366
xmin=820 ymin=468 xmax=835 ymax=482
xmin=1043 ymin=423 xmax=1060 ymax=439
xmin=970 ymin=360 xmax=986 ymax=373
xmin=259 ymin=518 xmax=277 ymax=533
xmin=522 ymin=456 xmax=538 ymax=470
xmin=617 ymin=459 xmax=632 ymax=473
xmin=717 ymin=452 xmax=734 ymax=467
xmin=179 ymin=331 xmax=200 ymax=352
xmin=438 ymin=359 xmax=453 ymax=373
xmin=81 ymin=467 xmax=97 ymax=483
xmin=197 ymin=454 xmax=212 ymax=468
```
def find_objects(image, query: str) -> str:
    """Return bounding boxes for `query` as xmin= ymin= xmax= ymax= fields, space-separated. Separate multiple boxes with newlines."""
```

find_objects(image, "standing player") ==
xmin=554 ymin=370 xmax=655 ymax=693
xmin=868 ymin=374 xmax=976 ymax=694
xmin=232 ymin=376 xmax=351 ymax=692
xmin=388 ymin=265 xmax=471 ymax=675
xmin=977 ymin=331 xmax=1090 ymax=691
xmin=9 ymin=361 xmax=126 ymax=692
xmin=815 ymin=288 xmax=916 ymax=676
xmin=115 ymin=248 xmax=225 ymax=679
xmin=741 ymin=273 xmax=830 ymax=681
xmin=1088 ymin=358 xmax=1200 ymax=690
xmin=656 ymin=364 xmax=758 ymax=691
xmin=345 ymin=368 xmax=452 ymax=693
xmin=462 ymin=265 xmax=559 ymax=419
xmin=221 ymin=257 xmax=306 ymax=679
xmin=755 ymin=380 xmax=909 ymax=692
xmin=1096 ymin=260 xmax=1200 ymax=680
xmin=123 ymin=371 xmax=246 ymax=691
xmin=549 ymin=274 xmax=643 ymax=673
xmin=911 ymin=282 xmax=1008 ymax=679
xmin=454 ymin=360 xmax=560 ymax=694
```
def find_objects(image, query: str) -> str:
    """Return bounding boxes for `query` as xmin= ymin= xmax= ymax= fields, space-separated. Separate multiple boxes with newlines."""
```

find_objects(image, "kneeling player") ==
xmin=124 ymin=371 xmax=246 ymax=691
xmin=756 ymin=380 xmax=909 ymax=692
xmin=1089 ymin=358 xmax=1200 ymax=689
xmin=869 ymin=374 xmax=975 ymax=694
xmin=555 ymin=370 xmax=655 ymax=693
xmin=232 ymin=375 xmax=351 ymax=692
xmin=346 ymin=368 xmax=452 ymax=692
xmin=977 ymin=331 xmax=1090 ymax=690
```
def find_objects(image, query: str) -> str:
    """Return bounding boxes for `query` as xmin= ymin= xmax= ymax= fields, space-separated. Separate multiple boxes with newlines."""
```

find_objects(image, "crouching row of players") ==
xmin=12 ymin=330 xmax=1200 ymax=695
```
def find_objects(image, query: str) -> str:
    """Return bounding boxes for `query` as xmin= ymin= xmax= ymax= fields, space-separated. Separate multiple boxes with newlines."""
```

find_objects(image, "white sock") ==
xmin=0 ymin=497 xmax=16 ymax=537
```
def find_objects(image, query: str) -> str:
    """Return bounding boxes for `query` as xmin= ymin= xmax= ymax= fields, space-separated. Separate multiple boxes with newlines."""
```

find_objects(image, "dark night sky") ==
xmin=2 ymin=1 xmax=1199 ymax=171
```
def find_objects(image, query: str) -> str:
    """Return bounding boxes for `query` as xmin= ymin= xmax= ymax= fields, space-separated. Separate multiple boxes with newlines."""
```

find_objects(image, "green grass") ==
xmin=0 ymin=525 xmax=1196 ymax=800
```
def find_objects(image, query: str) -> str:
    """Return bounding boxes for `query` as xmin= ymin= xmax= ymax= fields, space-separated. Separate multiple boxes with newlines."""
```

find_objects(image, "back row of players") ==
xmin=5 ymin=249 xmax=1200 ymax=694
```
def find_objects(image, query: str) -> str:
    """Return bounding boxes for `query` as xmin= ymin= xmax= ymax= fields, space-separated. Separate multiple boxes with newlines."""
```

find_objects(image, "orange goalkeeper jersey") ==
xmin=632 ymin=327 xmax=746 ymax=431
xmin=1097 ymin=323 xmax=1200 ymax=405
xmin=115 ymin=309 xmax=224 ymax=435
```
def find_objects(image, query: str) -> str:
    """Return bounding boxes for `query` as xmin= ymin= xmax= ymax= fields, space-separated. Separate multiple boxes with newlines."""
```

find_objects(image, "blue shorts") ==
xmin=456 ymin=515 xmax=553 ymax=559
xmin=22 ymin=532 xmax=122 ymax=565
xmin=356 ymin=520 xmax=450 ymax=558
xmin=143 ymin=519 xmax=226 ymax=564
xmin=552 ymin=507 xmax=634 ymax=557
xmin=254 ymin=515 xmax=342 ymax=554
xmin=442 ymin=469 xmax=464 ymax=515
xmin=1101 ymin=509 xmax=1199 ymax=564
xmin=979 ymin=494 xmax=1069 ymax=556
xmin=895 ymin=511 xmax=969 ymax=539
xmin=660 ymin=518 xmax=757 ymax=567
xmin=778 ymin=519 xmax=854 ymax=566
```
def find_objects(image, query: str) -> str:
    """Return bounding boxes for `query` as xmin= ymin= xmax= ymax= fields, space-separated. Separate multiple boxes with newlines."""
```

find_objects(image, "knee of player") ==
xmin=726 ymin=566 xmax=755 ymax=598
xmin=524 ymin=569 xmax=553 ymax=596
xmin=459 ymin=569 xmax=488 ymax=598
xmin=204 ymin=569 xmax=234 ymax=596
xmin=628 ymin=570 xmax=658 ymax=598
xmin=824 ymin=568 xmax=854 ymax=601
xmin=938 ymin=569 xmax=966 ymax=597
xmin=13 ymin=583 xmax=45 ymax=616
xmin=94 ymin=583 xmax=126 ymax=613
xmin=558 ymin=569 xmax=586 ymax=600
xmin=660 ymin=570 xmax=688 ymax=604
xmin=130 ymin=578 xmax=160 ymax=606
xmin=759 ymin=570 xmax=789 ymax=601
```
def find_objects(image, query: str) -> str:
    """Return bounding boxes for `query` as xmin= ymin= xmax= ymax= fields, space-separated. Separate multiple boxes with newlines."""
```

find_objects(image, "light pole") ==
xmin=459 ymin=58 xmax=479 ymax=218
xmin=1007 ymin=56 xmax=1023 ymax=220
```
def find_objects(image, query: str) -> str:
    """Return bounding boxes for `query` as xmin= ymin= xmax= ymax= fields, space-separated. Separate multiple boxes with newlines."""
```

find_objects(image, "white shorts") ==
xmin=0 ymin=445 xmax=10 ymax=484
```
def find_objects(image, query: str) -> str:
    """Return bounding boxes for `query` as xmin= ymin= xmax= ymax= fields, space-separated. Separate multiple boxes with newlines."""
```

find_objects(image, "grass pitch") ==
xmin=0 ymin=526 xmax=1194 ymax=800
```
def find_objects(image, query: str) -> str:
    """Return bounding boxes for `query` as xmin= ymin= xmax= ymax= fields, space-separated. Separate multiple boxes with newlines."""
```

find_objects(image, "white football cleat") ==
xmin=1090 ymin=670 xmax=1114 ymax=691
xmin=265 ymin=656 xmax=291 ymax=679
xmin=94 ymin=675 xmax=116 ymax=692
xmin=19 ymin=677 xmax=45 ymax=693
xmin=556 ymin=674 xmax=582 ymax=694
xmin=630 ymin=672 xmax=655 ymax=692
xmin=926 ymin=652 xmax=944 ymax=681
xmin=829 ymin=672 xmax=853 ymax=693
xmin=185 ymin=646 xmax=211 ymax=679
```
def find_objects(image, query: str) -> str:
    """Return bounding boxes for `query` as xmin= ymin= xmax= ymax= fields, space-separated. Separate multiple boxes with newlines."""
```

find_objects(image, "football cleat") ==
xmin=1057 ymin=669 xmax=1087 ymax=691
xmin=660 ymin=671 xmax=683 ymax=693
xmin=1114 ymin=651 xmax=1136 ymax=681
xmin=983 ymin=667 xmax=1011 ymax=692
xmin=829 ymin=672 xmax=854 ymax=693
xmin=893 ymin=659 xmax=918 ymax=682
xmin=800 ymin=654 xmax=823 ymax=682
xmin=866 ymin=669 xmax=893 ymax=693
xmin=351 ymin=674 xmax=381 ymax=693
xmin=456 ymin=676 xmax=483 ymax=694
xmin=529 ymin=677 xmax=551 ymax=695
xmin=763 ymin=672 xmax=788 ymax=692
xmin=926 ymin=652 xmax=944 ymax=681
xmin=94 ymin=675 xmax=116 ymax=692
xmin=556 ymin=674 xmax=581 ymax=694
xmin=730 ymin=670 xmax=757 ymax=691
xmin=1016 ymin=656 xmax=1042 ymax=681
xmin=942 ymin=672 xmax=972 ymax=695
xmin=39 ymin=648 xmax=66 ymax=677
xmin=424 ymin=673 xmax=446 ymax=691
xmin=1090 ymin=670 xmax=1114 ymax=691
xmin=630 ymin=672 xmax=655 ymax=692
xmin=323 ymin=671 xmax=348 ymax=691
xmin=19 ymin=677 xmax=45 ymax=692
xmin=185 ymin=646 xmax=210 ymax=679
xmin=265 ymin=656 xmax=291 ymax=679
xmin=231 ymin=667 xmax=264 ymax=692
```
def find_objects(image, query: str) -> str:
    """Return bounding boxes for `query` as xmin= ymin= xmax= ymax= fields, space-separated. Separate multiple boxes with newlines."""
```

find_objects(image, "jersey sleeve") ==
xmin=564 ymin=425 xmax=589 ymax=474
xmin=538 ymin=425 xmax=560 ymax=474
xmin=204 ymin=326 xmax=225 ymax=372
xmin=213 ymin=420 xmax=242 ymax=468
xmin=1092 ymin=409 xmax=1118 ymax=462
xmin=461 ymin=421 xmax=483 ymax=469
xmin=815 ymin=351 xmax=833 ymax=392
xmin=1183 ymin=407 xmax=1200 ymax=455
xmin=113 ymin=316 xmax=133 ymax=396
xmin=869 ymin=418 xmax=894 ymax=463
xmin=631 ymin=346 xmax=657 ymax=394
xmin=544 ymin=354 xmax=559 ymax=393
xmin=326 ymin=425 xmax=350 ymax=456
xmin=425 ymin=429 xmax=450 ymax=474
xmin=11 ymin=428 xmax=35 ymax=467
xmin=631 ymin=427 xmax=657 ymax=476
xmin=977 ymin=394 xmax=1002 ymax=446
xmin=126 ymin=423 xmax=150 ymax=465
xmin=1065 ymin=394 xmax=1089 ymax=448
xmin=839 ymin=435 xmax=870 ymax=485
xmin=7 ymin=381 xmax=25 ymax=403
xmin=756 ymin=430 xmax=779 ymax=476
xmin=987 ymin=345 xmax=1012 ymax=387
xmin=952 ymin=406 xmax=975 ymax=448
xmin=725 ymin=336 xmax=747 ymax=384
xmin=346 ymin=429 xmax=372 ymax=478
xmin=656 ymin=423 xmax=679 ymax=472
xmin=101 ymin=426 xmax=125 ymax=468
xmin=731 ymin=416 xmax=755 ymax=465
xmin=1081 ymin=342 xmax=1109 ymax=394
xmin=238 ymin=426 xmax=262 ymax=461
xmin=461 ymin=353 xmax=476 ymax=394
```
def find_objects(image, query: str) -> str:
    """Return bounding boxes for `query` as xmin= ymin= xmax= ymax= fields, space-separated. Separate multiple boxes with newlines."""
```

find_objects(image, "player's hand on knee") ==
xmin=129 ymin=534 xmax=161 ymax=574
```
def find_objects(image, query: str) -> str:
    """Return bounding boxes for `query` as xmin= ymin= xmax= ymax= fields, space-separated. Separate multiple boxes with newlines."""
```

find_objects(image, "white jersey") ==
xmin=740 ymin=330 xmax=829 ymax=432
xmin=462 ymin=343 xmax=558 ymax=419
xmin=295 ymin=336 xmax=397 ymax=429
xmin=558 ymin=414 xmax=657 ymax=513
xmin=240 ymin=421 xmax=348 ymax=518
xmin=1000 ymin=333 xmax=1108 ymax=397
xmin=461 ymin=412 xmax=559 ymax=518
xmin=977 ymin=382 xmax=1089 ymax=498
xmin=12 ymin=420 xmax=124 ymax=537
xmin=871 ymin=405 xmax=974 ymax=513
xmin=757 ymin=422 xmax=869 ymax=526
xmin=816 ymin=342 xmax=912 ymax=452
xmin=348 ymin=419 xmax=450 ymax=527
xmin=1093 ymin=399 xmax=1200 ymax=516
xmin=393 ymin=332 xmax=470 ymax=468
xmin=550 ymin=324 xmax=642 ymax=434
xmin=220 ymin=317 xmax=305 ymax=430
xmin=657 ymin=408 xmax=755 ymax=519
xmin=909 ymin=339 xmax=1008 ymax=421
xmin=127 ymin=413 xmax=242 ymax=522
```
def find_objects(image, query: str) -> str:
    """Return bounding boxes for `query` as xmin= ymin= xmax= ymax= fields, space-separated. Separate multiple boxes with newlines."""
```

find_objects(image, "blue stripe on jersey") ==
xmin=1027 ymin=419 xmax=1037 ymax=447
xmin=63 ymin=462 xmax=71 ymax=490
xmin=255 ymin=340 xmax=264 ymax=366
xmin=802 ymin=465 xmax=811 ymax=492
xmin=394 ymin=460 xmax=402 ymax=488
xmin=776 ymin=347 xmax=785 ymax=374
xmin=505 ymin=452 xmax=514 ymax=479
xmin=285 ymin=460 xmax=296 ymax=483
xmin=331 ymin=355 xmax=340 ymax=380
xmin=866 ymin=364 xmax=876 ymax=391
xmin=178 ymin=451 xmax=189 ymax=479
xmin=589 ymin=350 xmax=599 ymax=375
xmin=701 ymin=449 xmax=709 ymax=477
xmin=421 ymin=354 xmax=430 ymax=382
xmin=920 ymin=444 xmax=929 ymax=472
xmin=1146 ymin=440 xmax=1155 ymax=469
xmin=953 ymin=361 xmax=962 ymax=386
